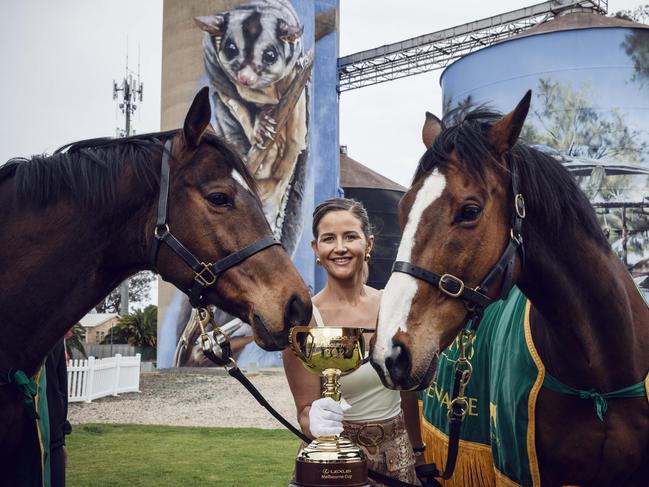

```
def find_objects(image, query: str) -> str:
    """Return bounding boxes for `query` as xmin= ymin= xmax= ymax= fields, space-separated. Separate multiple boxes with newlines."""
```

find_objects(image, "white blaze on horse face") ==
xmin=374 ymin=169 xmax=447 ymax=376
xmin=232 ymin=169 xmax=252 ymax=194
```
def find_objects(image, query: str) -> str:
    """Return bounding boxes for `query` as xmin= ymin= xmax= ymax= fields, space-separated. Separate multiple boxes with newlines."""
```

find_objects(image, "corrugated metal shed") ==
xmin=339 ymin=147 xmax=405 ymax=289
xmin=340 ymin=148 xmax=406 ymax=192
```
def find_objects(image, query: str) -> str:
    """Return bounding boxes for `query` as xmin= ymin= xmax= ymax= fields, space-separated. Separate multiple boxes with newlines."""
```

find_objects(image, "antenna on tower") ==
xmin=113 ymin=48 xmax=144 ymax=138
xmin=112 ymin=47 xmax=145 ymax=316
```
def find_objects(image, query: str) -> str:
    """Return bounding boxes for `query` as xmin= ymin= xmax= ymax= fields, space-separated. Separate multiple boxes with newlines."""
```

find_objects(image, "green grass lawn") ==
xmin=67 ymin=424 xmax=300 ymax=487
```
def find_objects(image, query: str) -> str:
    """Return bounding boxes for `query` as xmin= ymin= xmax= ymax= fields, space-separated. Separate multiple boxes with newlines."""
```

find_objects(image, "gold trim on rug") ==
xmin=523 ymin=300 xmax=544 ymax=487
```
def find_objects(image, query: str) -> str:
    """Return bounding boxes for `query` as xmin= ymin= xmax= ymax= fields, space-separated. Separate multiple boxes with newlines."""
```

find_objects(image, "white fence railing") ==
xmin=67 ymin=354 xmax=141 ymax=403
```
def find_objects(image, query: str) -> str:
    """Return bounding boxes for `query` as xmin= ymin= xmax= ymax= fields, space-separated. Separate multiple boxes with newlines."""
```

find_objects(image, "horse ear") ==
xmin=194 ymin=14 xmax=226 ymax=37
xmin=422 ymin=112 xmax=442 ymax=149
xmin=488 ymin=90 xmax=532 ymax=154
xmin=278 ymin=19 xmax=304 ymax=42
xmin=183 ymin=87 xmax=212 ymax=150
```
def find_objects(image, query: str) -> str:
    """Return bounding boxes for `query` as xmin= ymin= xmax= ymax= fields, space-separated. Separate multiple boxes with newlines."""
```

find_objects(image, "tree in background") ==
xmin=94 ymin=272 xmax=156 ymax=314
xmin=522 ymin=76 xmax=649 ymax=265
xmin=66 ymin=323 xmax=88 ymax=359
xmin=614 ymin=6 xmax=649 ymax=90
xmin=101 ymin=305 xmax=157 ymax=348
xmin=523 ymin=77 xmax=647 ymax=163
xmin=614 ymin=5 xmax=649 ymax=24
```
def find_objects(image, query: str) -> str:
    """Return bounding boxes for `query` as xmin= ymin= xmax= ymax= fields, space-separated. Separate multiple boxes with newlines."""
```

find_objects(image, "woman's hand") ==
xmin=308 ymin=397 xmax=351 ymax=437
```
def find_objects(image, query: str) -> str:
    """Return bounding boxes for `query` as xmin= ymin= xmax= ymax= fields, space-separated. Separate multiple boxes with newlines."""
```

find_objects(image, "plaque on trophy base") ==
xmin=292 ymin=435 xmax=369 ymax=487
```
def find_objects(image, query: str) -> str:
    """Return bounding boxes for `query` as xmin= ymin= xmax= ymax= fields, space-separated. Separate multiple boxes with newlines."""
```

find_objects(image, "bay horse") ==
xmin=371 ymin=92 xmax=649 ymax=486
xmin=0 ymin=87 xmax=311 ymax=482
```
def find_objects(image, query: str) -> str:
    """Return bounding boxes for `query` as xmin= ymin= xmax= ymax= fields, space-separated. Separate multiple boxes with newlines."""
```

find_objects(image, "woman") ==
xmin=283 ymin=198 xmax=425 ymax=486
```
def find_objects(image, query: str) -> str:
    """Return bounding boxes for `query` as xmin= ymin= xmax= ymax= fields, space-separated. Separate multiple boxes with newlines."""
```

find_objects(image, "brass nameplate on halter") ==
xmin=289 ymin=326 xmax=370 ymax=487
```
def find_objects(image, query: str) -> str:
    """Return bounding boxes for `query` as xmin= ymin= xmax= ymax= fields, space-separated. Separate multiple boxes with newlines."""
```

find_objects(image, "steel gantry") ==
xmin=338 ymin=0 xmax=608 ymax=92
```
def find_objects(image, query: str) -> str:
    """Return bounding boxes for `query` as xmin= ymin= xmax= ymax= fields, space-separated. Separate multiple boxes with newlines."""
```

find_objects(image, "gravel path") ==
xmin=68 ymin=368 xmax=300 ymax=429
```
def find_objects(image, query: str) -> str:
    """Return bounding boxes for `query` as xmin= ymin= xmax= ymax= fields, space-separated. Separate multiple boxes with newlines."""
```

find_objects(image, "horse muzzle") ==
xmin=251 ymin=293 xmax=312 ymax=351
xmin=371 ymin=341 xmax=439 ymax=391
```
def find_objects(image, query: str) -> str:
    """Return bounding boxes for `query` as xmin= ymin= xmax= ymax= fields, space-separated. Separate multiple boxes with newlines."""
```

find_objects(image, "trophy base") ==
xmin=292 ymin=436 xmax=369 ymax=487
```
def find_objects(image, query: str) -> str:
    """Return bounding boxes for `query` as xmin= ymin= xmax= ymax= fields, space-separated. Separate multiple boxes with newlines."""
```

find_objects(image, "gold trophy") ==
xmin=289 ymin=326 xmax=370 ymax=487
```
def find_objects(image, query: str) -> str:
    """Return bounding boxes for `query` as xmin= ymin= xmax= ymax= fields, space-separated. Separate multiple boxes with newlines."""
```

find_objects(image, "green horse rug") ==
xmin=419 ymin=287 xmax=649 ymax=487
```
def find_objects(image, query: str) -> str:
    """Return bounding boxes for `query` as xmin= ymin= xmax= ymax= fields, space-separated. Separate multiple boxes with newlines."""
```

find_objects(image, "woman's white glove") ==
xmin=308 ymin=397 xmax=351 ymax=437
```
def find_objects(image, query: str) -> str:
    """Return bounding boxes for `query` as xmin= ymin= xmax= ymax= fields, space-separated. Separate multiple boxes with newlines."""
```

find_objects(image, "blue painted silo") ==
xmin=441 ymin=9 xmax=649 ymax=268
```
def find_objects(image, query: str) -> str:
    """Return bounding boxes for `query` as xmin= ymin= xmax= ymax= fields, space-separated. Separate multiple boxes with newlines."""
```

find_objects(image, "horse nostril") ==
xmin=284 ymin=293 xmax=312 ymax=329
xmin=385 ymin=343 xmax=411 ymax=386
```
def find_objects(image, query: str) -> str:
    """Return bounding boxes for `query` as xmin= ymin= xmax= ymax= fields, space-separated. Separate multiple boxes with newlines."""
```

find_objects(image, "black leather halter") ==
xmin=392 ymin=159 xmax=526 ymax=326
xmin=150 ymin=139 xmax=281 ymax=307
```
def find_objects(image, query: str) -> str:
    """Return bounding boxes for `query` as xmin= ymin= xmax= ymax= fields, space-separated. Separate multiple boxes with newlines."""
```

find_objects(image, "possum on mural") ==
xmin=195 ymin=0 xmax=308 ymax=255
xmin=168 ymin=0 xmax=310 ymax=367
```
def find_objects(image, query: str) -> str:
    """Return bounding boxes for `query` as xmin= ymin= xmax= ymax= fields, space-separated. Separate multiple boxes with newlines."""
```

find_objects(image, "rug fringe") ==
xmin=422 ymin=421 xmax=498 ymax=487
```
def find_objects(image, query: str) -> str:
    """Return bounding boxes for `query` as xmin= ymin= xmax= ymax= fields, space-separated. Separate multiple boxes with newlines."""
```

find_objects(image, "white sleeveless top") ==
xmin=312 ymin=305 xmax=402 ymax=422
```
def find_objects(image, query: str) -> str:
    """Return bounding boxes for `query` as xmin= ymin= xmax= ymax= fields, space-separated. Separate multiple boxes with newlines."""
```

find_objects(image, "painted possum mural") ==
xmin=172 ymin=0 xmax=312 ymax=367
xmin=196 ymin=0 xmax=309 ymax=248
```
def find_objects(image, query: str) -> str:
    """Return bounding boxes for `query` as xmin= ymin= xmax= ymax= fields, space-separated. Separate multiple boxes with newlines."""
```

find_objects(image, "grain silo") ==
xmin=441 ymin=7 xmax=649 ymax=268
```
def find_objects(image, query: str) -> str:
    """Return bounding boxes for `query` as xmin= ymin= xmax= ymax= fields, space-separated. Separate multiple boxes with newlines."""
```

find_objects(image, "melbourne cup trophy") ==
xmin=289 ymin=326 xmax=370 ymax=487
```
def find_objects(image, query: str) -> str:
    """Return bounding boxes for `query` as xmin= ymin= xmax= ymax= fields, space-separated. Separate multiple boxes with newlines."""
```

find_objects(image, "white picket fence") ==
xmin=67 ymin=354 xmax=141 ymax=403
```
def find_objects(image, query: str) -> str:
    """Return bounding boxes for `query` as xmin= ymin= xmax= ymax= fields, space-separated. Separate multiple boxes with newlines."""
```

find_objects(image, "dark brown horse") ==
xmin=371 ymin=93 xmax=649 ymax=485
xmin=0 ymin=87 xmax=311 ymax=480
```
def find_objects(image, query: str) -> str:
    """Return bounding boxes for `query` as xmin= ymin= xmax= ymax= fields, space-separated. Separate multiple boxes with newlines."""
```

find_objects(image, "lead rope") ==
xmin=415 ymin=325 xmax=475 ymax=487
xmin=193 ymin=307 xmax=480 ymax=487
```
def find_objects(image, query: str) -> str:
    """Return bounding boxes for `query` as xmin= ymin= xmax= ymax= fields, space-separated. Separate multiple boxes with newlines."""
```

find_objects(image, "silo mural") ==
xmin=441 ymin=12 xmax=649 ymax=276
xmin=157 ymin=0 xmax=339 ymax=368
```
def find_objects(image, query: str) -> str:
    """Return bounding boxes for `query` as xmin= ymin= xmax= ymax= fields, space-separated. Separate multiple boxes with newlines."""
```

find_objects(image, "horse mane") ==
xmin=415 ymin=105 xmax=610 ymax=251
xmin=1 ymin=130 xmax=257 ymax=208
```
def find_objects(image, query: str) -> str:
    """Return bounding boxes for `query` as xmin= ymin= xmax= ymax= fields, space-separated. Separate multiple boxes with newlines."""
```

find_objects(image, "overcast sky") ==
xmin=1 ymin=1 xmax=641 ymax=180
xmin=0 ymin=0 xmax=641 ymax=305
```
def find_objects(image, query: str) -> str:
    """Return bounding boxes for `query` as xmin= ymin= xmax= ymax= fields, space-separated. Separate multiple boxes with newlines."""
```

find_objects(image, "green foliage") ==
xmin=95 ymin=271 xmax=156 ymax=313
xmin=622 ymin=29 xmax=649 ymax=87
xmin=101 ymin=305 xmax=157 ymax=347
xmin=613 ymin=5 xmax=649 ymax=24
xmin=99 ymin=325 xmax=129 ymax=344
xmin=520 ymin=76 xmax=649 ymax=264
xmin=523 ymin=77 xmax=647 ymax=163
xmin=65 ymin=323 xmax=87 ymax=359
xmin=67 ymin=425 xmax=298 ymax=487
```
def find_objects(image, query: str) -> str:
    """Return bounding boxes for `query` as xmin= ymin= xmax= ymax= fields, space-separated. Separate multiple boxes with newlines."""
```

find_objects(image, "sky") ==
xmin=0 ymin=0 xmax=642 ymax=305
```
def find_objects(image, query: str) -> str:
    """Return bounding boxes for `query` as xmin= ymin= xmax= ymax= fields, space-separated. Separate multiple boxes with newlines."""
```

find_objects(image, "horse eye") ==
xmin=262 ymin=47 xmax=277 ymax=65
xmin=207 ymin=192 xmax=232 ymax=208
xmin=224 ymin=40 xmax=238 ymax=60
xmin=458 ymin=204 xmax=482 ymax=222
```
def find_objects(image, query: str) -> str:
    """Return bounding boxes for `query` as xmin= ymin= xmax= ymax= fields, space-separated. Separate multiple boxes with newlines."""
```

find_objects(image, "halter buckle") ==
xmin=447 ymin=397 xmax=468 ymax=420
xmin=195 ymin=263 xmax=217 ymax=286
xmin=154 ymin=224 xmax=170 ymax=239
xmin=439 ymin=274 xmax=465 ymax=298
xmin=515 ymin=194 xmax=526 ymax=219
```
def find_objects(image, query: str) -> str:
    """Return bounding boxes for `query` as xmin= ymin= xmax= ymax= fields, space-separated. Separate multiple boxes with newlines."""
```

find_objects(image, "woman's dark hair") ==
xmin=312 ymin=198 xmax=372 ymax=239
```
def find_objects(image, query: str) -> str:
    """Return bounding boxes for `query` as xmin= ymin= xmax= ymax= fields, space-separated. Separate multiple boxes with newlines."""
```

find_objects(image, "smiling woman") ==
xmin=283 ymin=197 xmax=424 ymax=486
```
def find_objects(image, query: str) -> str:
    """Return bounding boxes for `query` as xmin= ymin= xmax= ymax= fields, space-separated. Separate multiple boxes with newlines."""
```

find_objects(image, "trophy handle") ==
xmin=289 ymin=326 xmax=310 ymax=363
xmin=358 ymin=332 xmax=370 ymax=365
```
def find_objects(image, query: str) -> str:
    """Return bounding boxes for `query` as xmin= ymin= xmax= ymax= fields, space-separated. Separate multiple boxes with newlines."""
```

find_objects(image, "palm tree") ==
xmin=66 ymin=323 xmax=88 ymax=359
xmin=110 ymin=305 xmax=158 ymax=347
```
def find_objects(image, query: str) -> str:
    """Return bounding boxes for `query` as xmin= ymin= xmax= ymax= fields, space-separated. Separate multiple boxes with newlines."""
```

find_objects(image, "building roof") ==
xmin=510 ymin=11 xmax=649 ymax=41
xmin=340 ymin=149 xmax=406 ymax=192
xmin=79 ymin=313 xmax=120 ymax=328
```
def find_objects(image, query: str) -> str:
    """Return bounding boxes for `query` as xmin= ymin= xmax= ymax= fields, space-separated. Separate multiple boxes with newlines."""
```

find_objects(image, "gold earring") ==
xmin=364 ymin=253 xmax=371 ymax=262
xmin=316 ymin=257 xmax=322 ymax=265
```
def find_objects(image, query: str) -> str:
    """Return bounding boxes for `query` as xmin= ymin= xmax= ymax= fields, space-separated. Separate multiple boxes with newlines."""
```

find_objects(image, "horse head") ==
xmin=371 ymin=92 xmax=532 ymax=389
xmin=153 ymin=87 xmax=311 ymax=351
